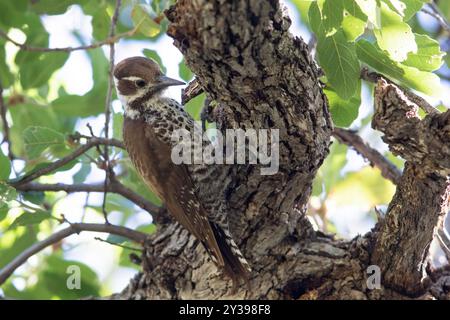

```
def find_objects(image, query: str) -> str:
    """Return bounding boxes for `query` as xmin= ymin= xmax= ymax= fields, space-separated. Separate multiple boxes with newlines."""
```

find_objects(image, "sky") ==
xmin=3 ymin=1 xmax=449 ymax=294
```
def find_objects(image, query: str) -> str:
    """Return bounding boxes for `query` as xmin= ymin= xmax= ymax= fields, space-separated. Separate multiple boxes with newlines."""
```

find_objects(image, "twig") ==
xmin=94 ymin=237 xmax=142 ymax=251
xmin=14 ymin=181 xmax=163 ymax=217
xmin=0 ymin=27 xmax=136 ymax=53
xmin=102 ymin=0 xmax=122 ymax=223
xmin=361 ymin=68 xmax=440 ymax=115
xmin=10 ymin=137 xmax=124 ymax=186
xmin=421 ymin=2 xmax=450 ymax=34
xmin=0 ymin=81 xmax=12 ymax=160
xmin=333 ymin=128 xmax=402 ymax=185
xmin=0 ymin=222 xmax=148 ymax=285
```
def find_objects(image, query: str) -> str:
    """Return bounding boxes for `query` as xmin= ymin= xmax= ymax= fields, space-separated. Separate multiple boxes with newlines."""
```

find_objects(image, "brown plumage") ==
xmin=114 ymin=56 xmax=251 ymax=290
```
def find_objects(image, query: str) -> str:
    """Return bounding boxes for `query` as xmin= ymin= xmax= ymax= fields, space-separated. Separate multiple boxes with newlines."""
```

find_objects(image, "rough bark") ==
xmin=114 ymin=1 xmax=450 ymax=300
xmin=370 ymin=80 xmax=450 ymax=296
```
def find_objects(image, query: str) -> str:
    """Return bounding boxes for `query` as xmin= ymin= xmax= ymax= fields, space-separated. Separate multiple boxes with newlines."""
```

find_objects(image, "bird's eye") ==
xmin=135 ymin=80 xmax=146 ymax=88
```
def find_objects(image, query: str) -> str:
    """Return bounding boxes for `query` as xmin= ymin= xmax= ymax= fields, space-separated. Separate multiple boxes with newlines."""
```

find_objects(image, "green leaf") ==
xmin=113 ymin=111 xmax=124 ymax=140
xmin=373 ymin=2 xmax=417 ymax=62
xmin=0 ymin=42 xmax=14 ymax=88
xmin=0 ymin=228 xmax=37 ymax=269
xmin=324 ymin=85 xmax=361 ymax=127
xmin=142 ymin=49 xmax=166 ymax=73
xmin=0 ymin=182 xmax=17 ymax=207
xmin=30 ymin=0 xmax=86 ymax=15
xmin=312 ymin=142 xmax=348 ymax=196
xmin=309 ymin=1 xmax=325 ymax=35
xmin=38 ymin=255 xmax=100 ymax=299
xmin=331 ymin=166 xmax=396 ymax=205
xmin=73 ymin=163 xmax=92 ymax=184
xmin=179 ymin=59 xmax=193 ymax=82
xmin=8 ymin=211 xmax=52 ymax=230
xmin=354 ymin=0 xmax=380 ymax=28
xmin=342 ymin=0 xmax=368 ymax=41
xmin=382 ymin=0 xmax=426 ymax=21
xmin=131 ymin=4 xmax=161 ymax=37
xmin=291 ymin=0 xmax=313 ymax=26
xmin=184 ymin=92 xmax=205 ymax=121
xmin=356 ymin=39 xmax=443 ymax=97
xmin=0 ymin=206 xmax=7 ymax=221
xmin=19 ymin=52 xmax=69 ymax=89
xmin=403 ymin=34 xmax=445 ymax=72
xmin=91 ymin=10 xmax=110 ymax=40
xmin=316 ymin=30 xmax=361 ymax=99
xmin=0 ymin=1 xmax=28 ymax=28
xmin=137 ymin=223 xmax=157 ymax=234
xmin=322 ymin=0 xmax=345 ymax=34
xmin=0 ymin=148 xmax=11 ymax=181
xmin=21 ymin=191 xmax=46 ymax=205
xmin=23 ymin=126 xmax=66 ymax=159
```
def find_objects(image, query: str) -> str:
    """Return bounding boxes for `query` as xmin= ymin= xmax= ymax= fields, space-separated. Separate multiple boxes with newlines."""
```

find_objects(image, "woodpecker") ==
xmin=113 ymin=56 xmax=251 ymax=289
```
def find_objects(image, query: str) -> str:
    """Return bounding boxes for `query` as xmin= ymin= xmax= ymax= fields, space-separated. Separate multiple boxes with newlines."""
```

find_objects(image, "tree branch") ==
xmin=332 ymin=128 xmax=402 ymax=185
xmin=10 ymin=137 xmax=124 ymax=186
xmin=0 ymin=27 xmax=136 ymax=53
xmin=102 ymin=0 xmax=122 ymax=223
xmin=0 ymin=222 xmax=149 ymax=286
xmin=421 ymin=2 xmax=450 ymax=34
xmin=361 ymin=68 xmax=440 ymax=115
xmin=370 ymin=79 xmax=450 ymax=296
xmin=14 ymin=181 xmax=162 ymax=217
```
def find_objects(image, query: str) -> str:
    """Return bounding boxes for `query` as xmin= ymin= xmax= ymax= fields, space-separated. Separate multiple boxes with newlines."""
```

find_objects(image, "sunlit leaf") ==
xmin=356 ymin=39 xmax=443 ymax=97
xmin=403 ymin=34 xmax=445 ymax=72
xmin=0 ymin=228 xmax=38 ymax=269
xmin=179 ymin=59 xmax=193 ymax=82
xmin=330 ymin=166 xmax=396 ymax=206
xmin=354 ymin=0 xmax=380 ymax=28
xmin=342 ymin=0 xmax=368 ymax=41
xmin=373 ymin=2 xmax=417 ymax=62
xmin=317 ymin=30 xmax=361 ymax=99
xmin=0 ymin=182 xmax=17 ymax=207
xmin=324 ymin=85 xmax=361 ymax=127
xmin=131 ymin=4 xmax=161 ymax=37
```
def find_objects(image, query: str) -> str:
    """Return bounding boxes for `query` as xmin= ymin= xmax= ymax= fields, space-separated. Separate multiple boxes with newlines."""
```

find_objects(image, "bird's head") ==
xmin=113 ymin=56 xmax=184 ymax=108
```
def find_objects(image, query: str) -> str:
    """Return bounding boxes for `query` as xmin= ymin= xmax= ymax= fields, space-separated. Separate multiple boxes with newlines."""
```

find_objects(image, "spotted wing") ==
xmin=143 ymin=125 xmax=225 ymax=267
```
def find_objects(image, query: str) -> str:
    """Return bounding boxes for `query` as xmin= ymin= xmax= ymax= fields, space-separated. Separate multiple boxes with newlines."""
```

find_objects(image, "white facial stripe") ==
xmin=122 ymin=76 xmax=144 ymax=81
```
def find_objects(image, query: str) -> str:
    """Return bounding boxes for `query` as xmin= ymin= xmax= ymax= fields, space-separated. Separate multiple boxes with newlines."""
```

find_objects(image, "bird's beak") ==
xmin=157 ymin=75 xmax=185 ymax=88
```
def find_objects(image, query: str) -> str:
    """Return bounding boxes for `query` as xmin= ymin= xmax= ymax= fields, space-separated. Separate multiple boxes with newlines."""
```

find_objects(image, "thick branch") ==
xmin=370 ymin=79 xmax=450 ymax=296
xmin=333 ymin=128 xmax=401 ymax=185
xmin=361 ymin=68 xmax=439 ymax=116
xmin=0 ymin=223 xmax=148 ymax=286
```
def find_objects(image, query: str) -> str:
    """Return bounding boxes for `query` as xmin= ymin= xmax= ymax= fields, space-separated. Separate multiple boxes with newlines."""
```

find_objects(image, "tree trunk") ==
xmin=115 ymin=0 xmax=450 ymax=300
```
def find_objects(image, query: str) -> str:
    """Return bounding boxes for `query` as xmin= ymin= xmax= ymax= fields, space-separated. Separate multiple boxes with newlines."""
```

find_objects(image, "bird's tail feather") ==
xmin=209 ymin=222 xmax=251 ymax=292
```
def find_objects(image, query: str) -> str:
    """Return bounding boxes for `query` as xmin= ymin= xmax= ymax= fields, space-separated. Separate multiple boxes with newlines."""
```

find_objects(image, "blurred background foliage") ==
xmin=0 ymin=0 xmax=448 ymax=299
